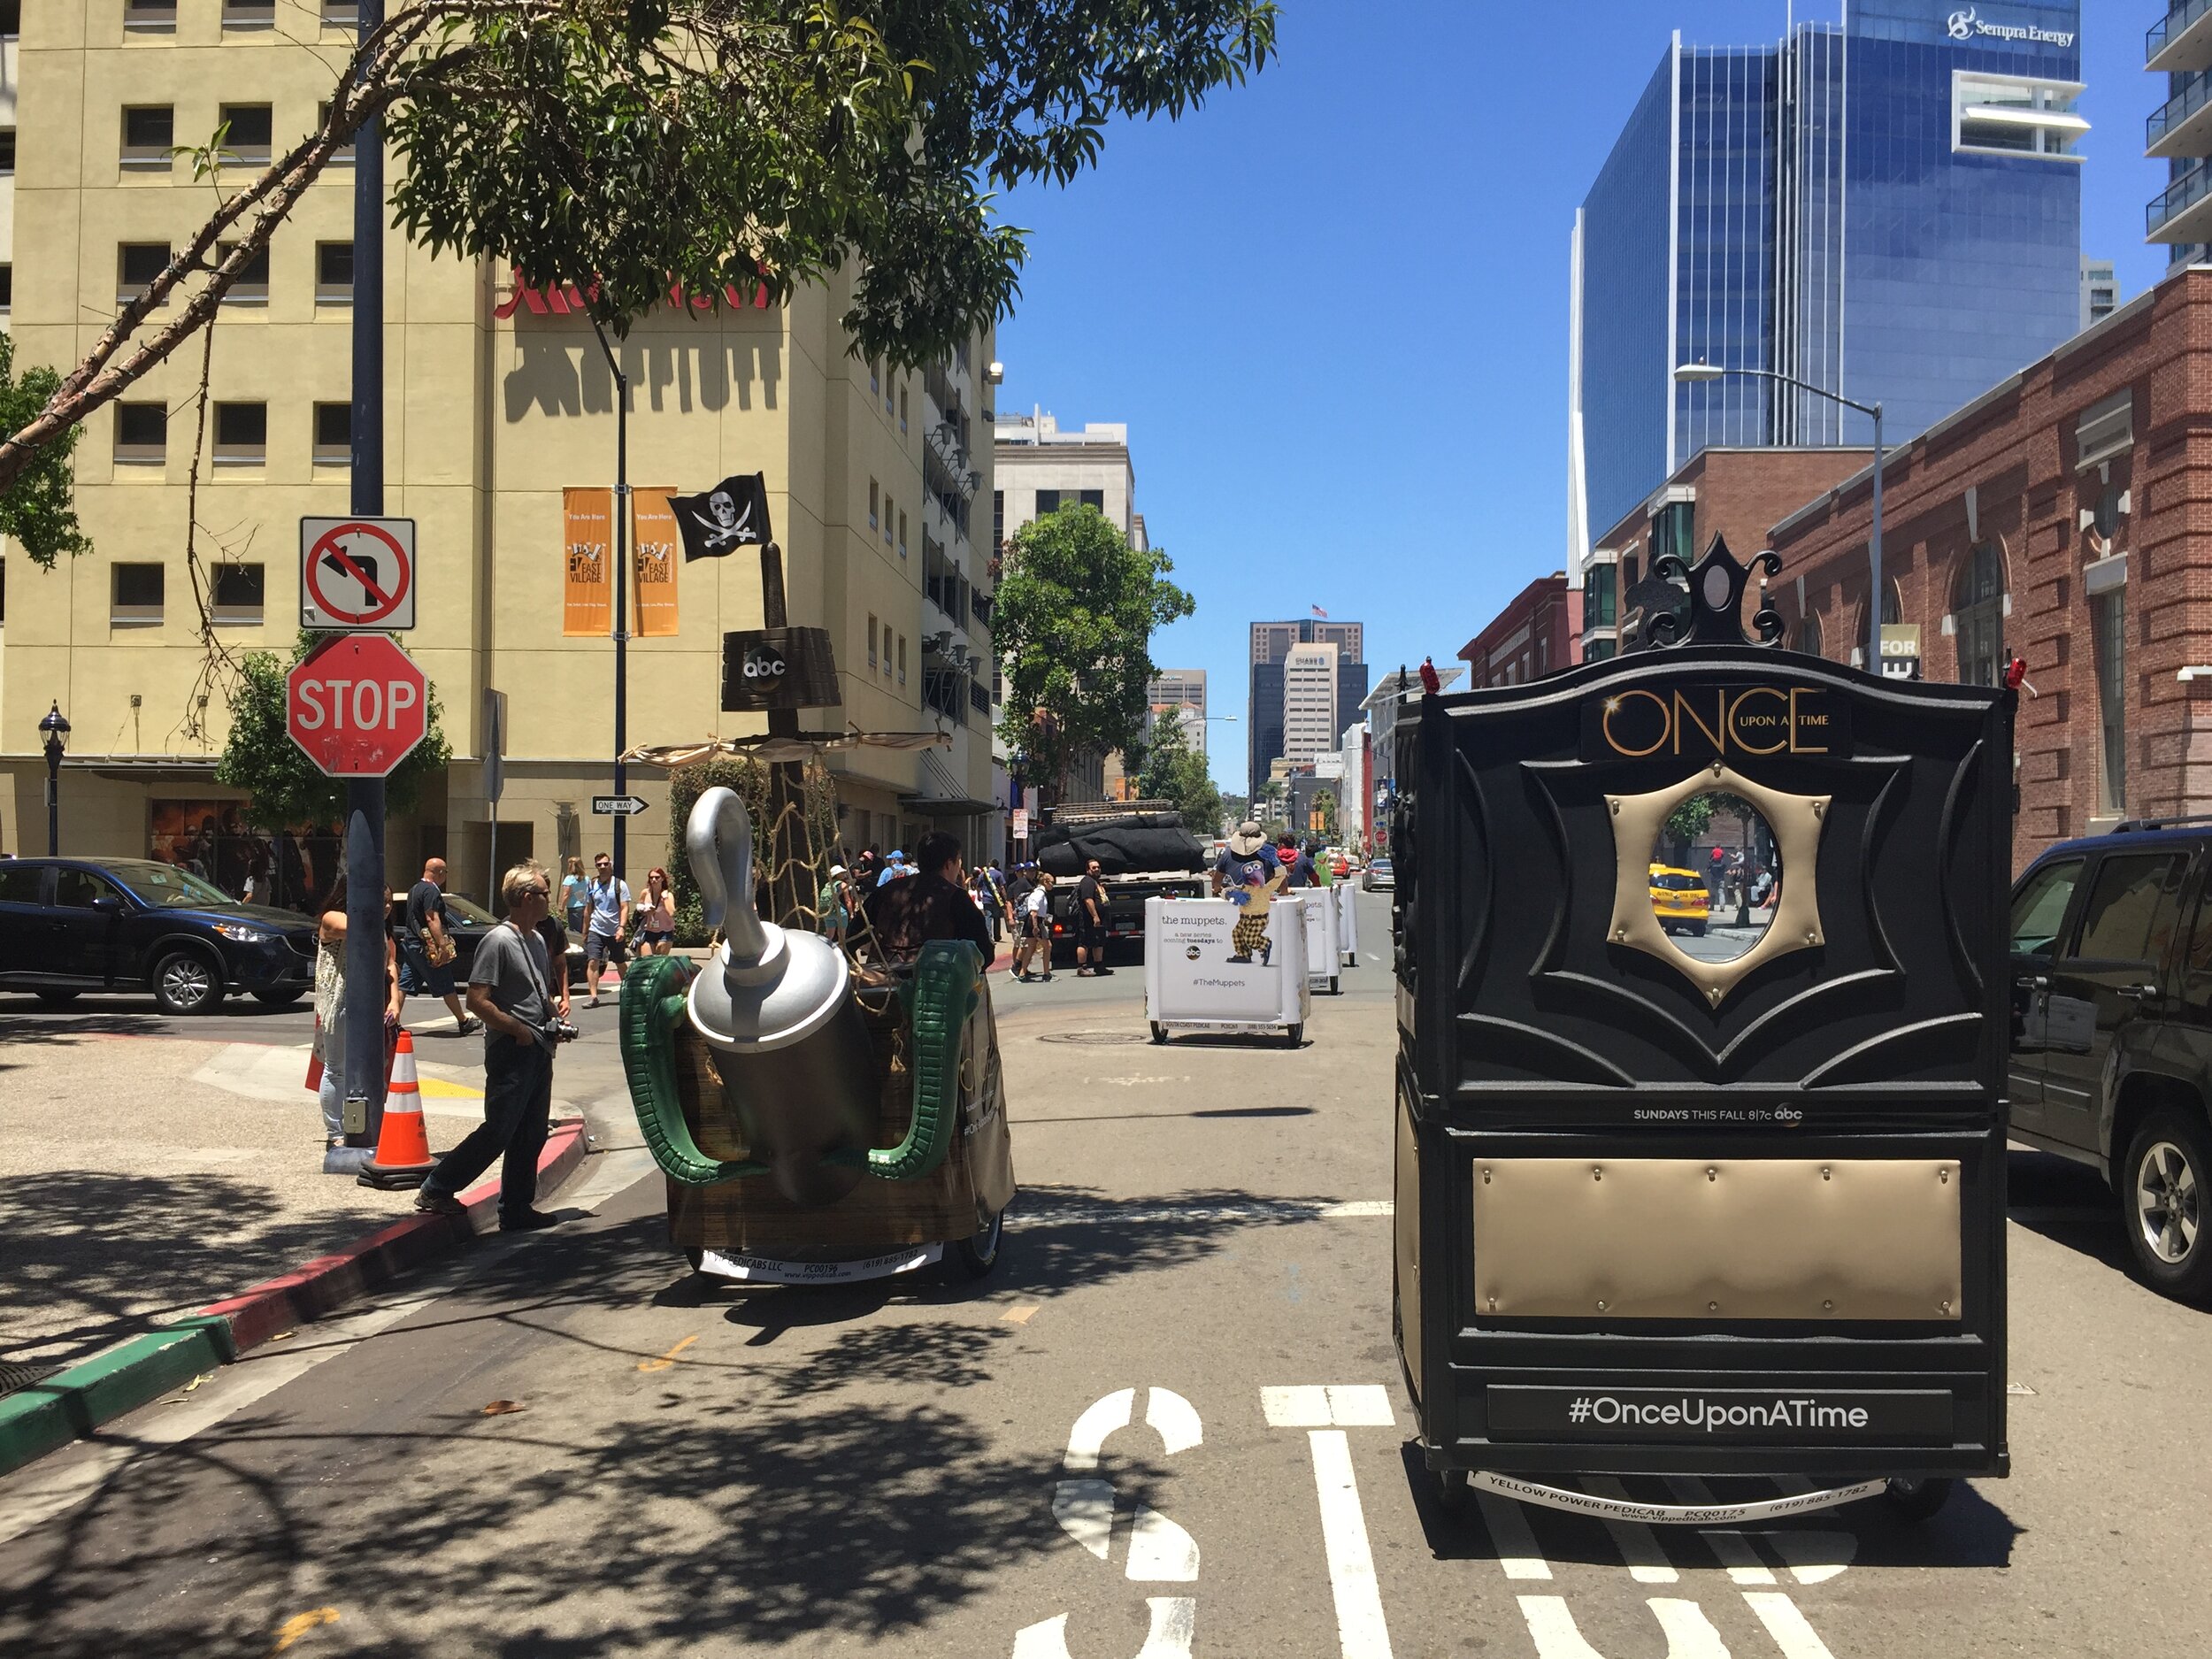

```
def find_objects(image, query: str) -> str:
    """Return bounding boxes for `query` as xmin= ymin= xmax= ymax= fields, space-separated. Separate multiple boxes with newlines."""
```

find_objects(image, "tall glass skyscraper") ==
xmin=1569 ymin=2 xmax=2085 ymax=551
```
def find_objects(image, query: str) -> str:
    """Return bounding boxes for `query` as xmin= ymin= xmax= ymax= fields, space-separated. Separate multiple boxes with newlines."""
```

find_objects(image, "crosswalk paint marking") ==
xmin=1666 ymin=1478 xmax=1778 ymax=1584
xmin=1516 ymin=1595 xmax=1732 ymax=1659
xmin=1474 ymin=1489 xmax=1553 ymax=1580
xmin=1586 ymin=1476 xmax=1680 ymax=1583
xmin=1742 ymin=1591 xmax=1839 ymax=1659
xmin=1309 ymin=1428 xmax=1396 ymax=1658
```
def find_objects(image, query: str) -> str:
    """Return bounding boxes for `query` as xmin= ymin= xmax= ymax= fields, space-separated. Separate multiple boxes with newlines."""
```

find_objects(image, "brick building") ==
xmin=1583 ymin=448 xmax=1871 ymax=661
xmin=1459 ymin=573 xmax=1578 ymax=687
xmin=1767 ymin=265 xmax=2212 ymax=871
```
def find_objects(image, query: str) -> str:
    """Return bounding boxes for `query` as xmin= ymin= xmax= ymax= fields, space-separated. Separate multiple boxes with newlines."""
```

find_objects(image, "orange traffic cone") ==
xmin=357 ymin=1028 xmax=435 ymax=1190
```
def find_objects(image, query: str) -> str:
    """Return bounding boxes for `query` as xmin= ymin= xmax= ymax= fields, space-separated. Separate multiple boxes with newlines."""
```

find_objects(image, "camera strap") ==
xmin=503 ymin=918 xmax=554 ymax=1013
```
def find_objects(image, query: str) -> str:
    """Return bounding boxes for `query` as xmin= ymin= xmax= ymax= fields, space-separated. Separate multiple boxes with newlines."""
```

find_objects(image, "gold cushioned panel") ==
xmin=1471 ymin=1157 xmax=1962 ymax=1321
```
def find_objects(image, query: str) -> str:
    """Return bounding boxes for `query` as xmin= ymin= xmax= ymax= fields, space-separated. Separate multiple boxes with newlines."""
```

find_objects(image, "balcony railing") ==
xmin=2152 ymin=0 xmax=2212 ymax=65
xmin=2149 ymin=71 xmax=2212 ymax=148
xmin=2149 ymin=157 xmax=2212 ymax=235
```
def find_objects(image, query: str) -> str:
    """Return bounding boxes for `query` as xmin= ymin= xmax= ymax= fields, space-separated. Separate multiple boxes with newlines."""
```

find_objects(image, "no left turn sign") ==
xmin=301 ymin=517 xmax=416 ymax=630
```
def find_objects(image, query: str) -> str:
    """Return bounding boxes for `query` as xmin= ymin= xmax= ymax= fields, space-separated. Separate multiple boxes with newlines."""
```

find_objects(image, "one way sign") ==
xmin=592 ymin=795 xmax=649 ymax=816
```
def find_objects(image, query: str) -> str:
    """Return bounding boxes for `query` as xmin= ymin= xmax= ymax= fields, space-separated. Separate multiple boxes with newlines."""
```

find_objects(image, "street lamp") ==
xmin=38 ymin=701 xmax=69 ymax=856
xmin=1674 ymin=362 xmax=1884 ymax=672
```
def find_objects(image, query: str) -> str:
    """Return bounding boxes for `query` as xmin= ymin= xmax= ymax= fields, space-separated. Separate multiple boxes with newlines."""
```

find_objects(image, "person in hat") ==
xmin=818 ymin=862 xmax=851 ymax=946
xmin=1213 ymin=820 xmax=1270 ymax=897
xmin=864 ymin=832 xmax=995 ymax=964
xmin=876 ymin=849 xmax=910 ymax=887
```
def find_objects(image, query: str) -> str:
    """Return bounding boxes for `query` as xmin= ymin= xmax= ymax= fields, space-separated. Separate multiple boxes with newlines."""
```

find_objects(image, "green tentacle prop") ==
xmin=870 ymin=940 xmax=982 ymax=1183
xmin=618 ymin=953 xmax=768 ymax=1187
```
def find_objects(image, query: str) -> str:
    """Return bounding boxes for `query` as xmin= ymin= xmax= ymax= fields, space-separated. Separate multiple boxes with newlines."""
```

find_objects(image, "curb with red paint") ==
xmin=0 ymin=1121 xmax=591 ymax=1479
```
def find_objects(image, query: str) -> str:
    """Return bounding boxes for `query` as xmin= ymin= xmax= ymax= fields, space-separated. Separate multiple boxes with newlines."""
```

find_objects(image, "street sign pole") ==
xmin=334 ymin=0 xmax=389 ymax=1176
xmin=589 ymin=319 xmax=631 ymax=888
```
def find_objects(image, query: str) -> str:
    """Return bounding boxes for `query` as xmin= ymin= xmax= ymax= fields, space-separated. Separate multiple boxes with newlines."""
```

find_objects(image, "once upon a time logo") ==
xmin=1594 ymin=686 xmax=1835 ymax=759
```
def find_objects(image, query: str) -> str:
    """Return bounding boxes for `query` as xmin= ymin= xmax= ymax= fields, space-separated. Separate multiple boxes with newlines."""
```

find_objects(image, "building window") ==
xmin=121 ymin=105 xmax=174 ymax=168
xmin=118 ymin=242 xmax=173 ymax=303
xmin=1036 ymin=488 xmax=1062 ymax=515
xmin=1954 ymin=72 xmax=2084 ymax=160
xmin=883 ymin=494 xmax=895 ymax=546
xmin=899 ymin=385 xmax=909 ymax=434
xmin=898 ymin=509 xmax=908 ymax=560
xmin=993 ymin=489 xmax=1004 ymax=547
xmin=1793 ymin=611 xmax=1823 ymax=659
xmin=869 ymin=360 xmax=880 ymax=396
xmin=868 ymin=479 xmax=879 ymax=531
xmin=0 ymin=3 xmax=19 ymax=37
xmin=125 ymin=0 xmax=176 ymax=30
xmin=219 ymin=104 xmax=274 ymax=165
xmin=1953 ymin=542 xmax=2006 ymax=687
xmin=867 ymin=614 xmax=879 ymax=669
xmin=313 ymin=402 xmax=351 ymax=465
xmin=211 ymin=562 xmax=265 ymax=626
xmin=0 ymin=265 xmax=12 ymax=315
xmin=885 ymin=375 xmax=895 ymax=417
xmin=316 ymin=104 xmax=356 ymax=165
xmin=1079 ymin=488 xmax=1104 ymax=511
xmin=321 ymin=0 xmax=359 ymax=24
xmin=215 ymin=241 xmax=270 ymax=303
xmin=0 ymin=129 xmax=14 ymax=176
xmin=898 ymin=634 xmax=907 ymax=686
xmin=222 ymin=0 xmax=276 ymax=30
xmin=316 ymin=241 xmax=354 ymax=303
xmin=213 ymin=402 xmax=267 ymax=465
xmin=1881 ymin=579 xmax=1902 ymax=627
xmin=114 ymin=402 xmax=167 ymax=465
xmin=112 ymin=562 xmax=165 ymax=626
xmin=1586 ymin=563 xmax=1617 ymax=628
xmin=1651 ymin=502 xmax=1695 ymax=569
xmin=2094 ymin=588 xmax=2126 ymax=815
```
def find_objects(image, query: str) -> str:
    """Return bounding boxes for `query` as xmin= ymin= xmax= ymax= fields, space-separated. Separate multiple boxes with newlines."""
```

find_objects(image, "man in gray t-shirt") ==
xmin=415 ymin=866 xmax=565 ymax=1232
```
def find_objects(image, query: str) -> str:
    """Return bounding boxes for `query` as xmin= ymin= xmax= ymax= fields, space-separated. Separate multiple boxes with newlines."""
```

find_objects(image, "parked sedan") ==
xmin=1362 ymin=857 xmax=1394 ymax=892
xmin=0 ymin=857 xmax=319 ymax=1015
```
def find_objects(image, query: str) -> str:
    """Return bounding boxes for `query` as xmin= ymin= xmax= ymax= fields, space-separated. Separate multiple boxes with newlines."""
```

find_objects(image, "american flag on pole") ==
xmin=1310 ymin=604 xmax=1329 ymax=619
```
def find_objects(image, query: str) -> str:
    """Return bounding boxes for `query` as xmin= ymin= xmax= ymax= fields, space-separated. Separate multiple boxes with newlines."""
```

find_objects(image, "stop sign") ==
xmin=287 ymin=634 xmax=429 ymax=778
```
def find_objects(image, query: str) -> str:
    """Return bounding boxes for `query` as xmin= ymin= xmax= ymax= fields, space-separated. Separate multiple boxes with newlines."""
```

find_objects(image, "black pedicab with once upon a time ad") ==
xmin=1394 ymin=536 xmax=2012 ymax=1527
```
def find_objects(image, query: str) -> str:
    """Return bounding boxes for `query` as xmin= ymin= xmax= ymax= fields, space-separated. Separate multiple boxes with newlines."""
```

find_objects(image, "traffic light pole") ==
xmin=331 ymin=0 xmax=389 ymax=1173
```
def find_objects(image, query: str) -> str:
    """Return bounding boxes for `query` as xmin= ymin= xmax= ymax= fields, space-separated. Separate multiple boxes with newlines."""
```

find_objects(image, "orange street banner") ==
xmin=563 ymin=488 xmax=612 ymax=637
xmin=632 ymin=488 xmax=680 ymax=638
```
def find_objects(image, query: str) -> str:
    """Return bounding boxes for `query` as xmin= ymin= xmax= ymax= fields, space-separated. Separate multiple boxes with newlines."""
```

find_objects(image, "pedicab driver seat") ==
xmin=619 ymin=787 xmax=1015 ymax=1281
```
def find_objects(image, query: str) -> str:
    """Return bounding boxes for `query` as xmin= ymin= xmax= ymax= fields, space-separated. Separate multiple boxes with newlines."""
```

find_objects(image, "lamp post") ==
xmin=1674 ymin=362 xmax=1884 ymax=672
xmin=38 ymin=701 xmax=69 ymax=855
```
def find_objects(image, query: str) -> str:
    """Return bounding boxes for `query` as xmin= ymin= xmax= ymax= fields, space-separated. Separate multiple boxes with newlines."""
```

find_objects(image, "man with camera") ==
xmin=413 ymin=863 xmax=572 ymax=1233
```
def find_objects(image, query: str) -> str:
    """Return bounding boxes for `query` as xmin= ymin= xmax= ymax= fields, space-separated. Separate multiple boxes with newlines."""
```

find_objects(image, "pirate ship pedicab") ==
xmin=619 ymin=784 xmax=1015 ymax=1286
xmin=1395 ymin=537 xmax=2014 ymax=1527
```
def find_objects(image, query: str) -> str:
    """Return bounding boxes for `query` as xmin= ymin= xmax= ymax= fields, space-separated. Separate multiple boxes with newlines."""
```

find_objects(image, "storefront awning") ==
xmin=621 ymin=730 xmax=951 ymax=767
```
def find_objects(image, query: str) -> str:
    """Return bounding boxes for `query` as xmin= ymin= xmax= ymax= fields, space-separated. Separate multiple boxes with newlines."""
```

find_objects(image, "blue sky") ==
xmin=995 ymin=0 xmax=2168 ymax=792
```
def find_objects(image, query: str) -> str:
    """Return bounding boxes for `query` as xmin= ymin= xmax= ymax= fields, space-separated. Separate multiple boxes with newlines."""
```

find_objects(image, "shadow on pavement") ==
xmin=1400 ymin=1441 xmax=2022 ymax=1571
xmin=0 ymin=1013 xmax=173 ymax=1043
xmin=0 ymin=1178 xmax=1233 ymax=1657
xmin=2006 ymin=1148 xmax=2131 ymax=1276
xmin=0 ymin=1171 xmax=410 ymax=1370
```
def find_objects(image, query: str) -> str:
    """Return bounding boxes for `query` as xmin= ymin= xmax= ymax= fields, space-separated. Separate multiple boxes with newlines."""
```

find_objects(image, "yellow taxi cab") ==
xmin=1647 ymin=864 xmax=1710 ymax=936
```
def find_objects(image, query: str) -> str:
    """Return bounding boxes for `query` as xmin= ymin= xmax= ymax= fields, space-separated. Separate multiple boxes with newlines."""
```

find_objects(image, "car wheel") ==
xmin=152 ymin=949 xmax=226 ymax=1016
xmin=1692 ymin=923 xmax=1708 ymax=937
xmin=254 ymin=988 xmax=303 ymax=1009
xmin=33 ymin=989 xmax=82 ymax=1008
xmin=1880 ymin=1476 xmax=1954 ymax=1522
xmin=2121 ymin=1106 xmax=2212 ymax=1302
xmin=946 ymin=1210 xmax=1005 ymax=1281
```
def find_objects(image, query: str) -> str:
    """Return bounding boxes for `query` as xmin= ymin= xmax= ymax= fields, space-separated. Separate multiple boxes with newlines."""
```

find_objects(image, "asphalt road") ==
xmin=3 ymin=891 xmax=2209 ymax=1658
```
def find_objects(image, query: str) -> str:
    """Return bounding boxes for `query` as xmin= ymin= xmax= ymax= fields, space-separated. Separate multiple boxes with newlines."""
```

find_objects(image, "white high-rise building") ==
xmin=1282 ymin=643 xmax=1340 ymax=769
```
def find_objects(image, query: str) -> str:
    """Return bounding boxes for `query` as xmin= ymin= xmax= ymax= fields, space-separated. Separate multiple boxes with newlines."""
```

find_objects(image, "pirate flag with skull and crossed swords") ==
xmin=670 ymin=473 xmax=773 ymax=561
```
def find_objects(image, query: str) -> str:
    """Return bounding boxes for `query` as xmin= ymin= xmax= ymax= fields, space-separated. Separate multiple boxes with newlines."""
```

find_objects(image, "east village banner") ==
xmin=563 ymin=487 xmax=681 ymax=638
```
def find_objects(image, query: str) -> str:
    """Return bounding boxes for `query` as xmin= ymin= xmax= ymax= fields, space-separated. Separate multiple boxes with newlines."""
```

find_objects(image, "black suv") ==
xmin=2010 ymin=821 xmax=2212 ymax=1302
xmin=0 ymin=857 xmax=319 ymax=1015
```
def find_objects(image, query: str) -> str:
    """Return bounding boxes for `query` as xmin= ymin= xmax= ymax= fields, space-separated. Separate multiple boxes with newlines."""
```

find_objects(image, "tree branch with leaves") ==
xmin=0 ymin=0 xmax=1277 ymax=514
xmin=994 ymin=503 xmax=1194 ymax=805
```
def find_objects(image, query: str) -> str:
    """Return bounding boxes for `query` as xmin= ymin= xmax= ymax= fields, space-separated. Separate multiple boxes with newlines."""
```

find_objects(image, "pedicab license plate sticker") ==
xmin=1486 ymin=1386 xmax=1954 ymax=1442
xmin=698 ymin=1246 xmax=943 ymax=1284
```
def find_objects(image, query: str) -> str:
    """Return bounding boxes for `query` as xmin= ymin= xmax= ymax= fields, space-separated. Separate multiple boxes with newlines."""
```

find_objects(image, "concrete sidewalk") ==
xmin=0 ymin=1019 xmax=574 ymax=1373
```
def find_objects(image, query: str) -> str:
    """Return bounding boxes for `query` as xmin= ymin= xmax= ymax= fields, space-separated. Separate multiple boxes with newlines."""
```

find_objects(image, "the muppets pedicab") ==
xmin=619 ymin=787 xmax=1015 ymax=1286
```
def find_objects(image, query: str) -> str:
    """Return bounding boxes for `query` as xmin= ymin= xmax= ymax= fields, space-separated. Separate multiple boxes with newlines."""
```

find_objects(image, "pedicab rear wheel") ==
xmin=1881 ymin=1476 xmax=1954 ymax=1522
xmin=947 ymin=1209 xmax=1006 ymax=1281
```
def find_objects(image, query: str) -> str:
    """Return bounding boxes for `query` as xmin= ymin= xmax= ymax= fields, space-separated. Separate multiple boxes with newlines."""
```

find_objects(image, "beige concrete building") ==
xmin=0 ymin=2 xmax=996 ymax=898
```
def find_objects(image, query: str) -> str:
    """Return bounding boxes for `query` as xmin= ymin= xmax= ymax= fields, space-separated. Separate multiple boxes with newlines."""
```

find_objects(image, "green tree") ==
xmin=0 ymin=334 xmax=88 ymax=570
xmin=664 ymin=755 xmax=838 ymax=941
xmin=1660 ymin=790 xmax=1754 ymax=865
xmin=0 ymin=3 xmax=1277 ymax=503
xmin=995 ymin=504 xmax=1194 ymax=803
xmin=214 ymin=633 xmax=453 ymax=830
xmin=1312 ymin=790 xmax=1337 ymax=838
xmin=1137 ymin=711 xmax=1223 ymax=835
xmin=1218 ymin=792 xmax=1249 ymax=831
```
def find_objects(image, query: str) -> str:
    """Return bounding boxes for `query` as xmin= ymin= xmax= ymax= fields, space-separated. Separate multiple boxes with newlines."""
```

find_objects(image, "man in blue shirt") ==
xmin=582 ymin=851 xmax=631 ymax=1008
xmin=1274 ymin=833 xmax=1317 ymax=889
xmin=876 ymin=849 xmax=910 ymax=887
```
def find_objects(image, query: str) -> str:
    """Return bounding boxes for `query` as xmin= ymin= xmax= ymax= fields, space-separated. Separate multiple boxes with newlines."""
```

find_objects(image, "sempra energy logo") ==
xmin=1947 ymin=6 xmax=2076 ymax=48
